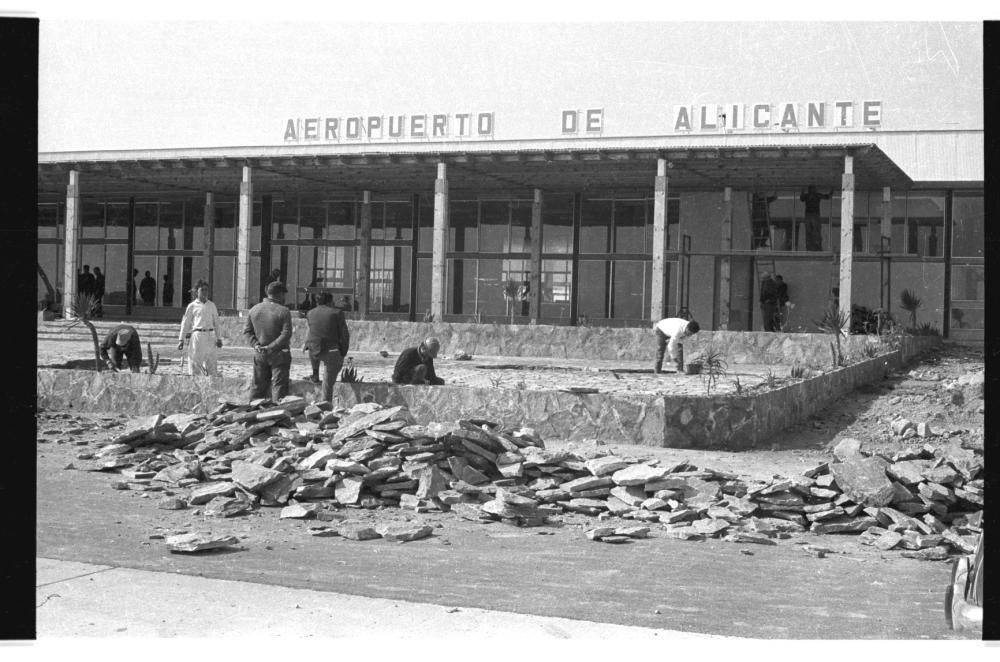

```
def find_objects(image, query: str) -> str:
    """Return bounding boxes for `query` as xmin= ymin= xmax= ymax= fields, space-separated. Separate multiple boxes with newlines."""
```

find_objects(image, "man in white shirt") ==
xmin=178 ymin=280 xmax=223 ymax=376
xmin=653 ymin=317 xmax=701 ymax=374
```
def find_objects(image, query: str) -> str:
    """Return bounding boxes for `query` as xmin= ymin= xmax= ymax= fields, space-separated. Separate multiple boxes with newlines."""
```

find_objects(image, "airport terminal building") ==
xmin=37 ymin=22 xmax=984 ymax=341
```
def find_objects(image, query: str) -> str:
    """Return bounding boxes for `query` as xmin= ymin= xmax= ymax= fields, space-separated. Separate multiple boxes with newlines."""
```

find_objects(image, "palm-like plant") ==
xmin=501 ymin=279 xmax=523 ymax=324
xmin=815 ymin=305 xmax=850 ymax=367
xmin=67 ymin=293 xmax=104 ymax=371
xmin=900 ymin=289 xmax=923 ymax=330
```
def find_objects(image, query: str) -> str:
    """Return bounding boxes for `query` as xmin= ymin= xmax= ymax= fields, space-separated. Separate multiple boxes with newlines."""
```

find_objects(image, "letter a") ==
xmin=284 ymin=119 xmax=298 ymax=141
xmin=674 ymin=106 xmax=692 ymax=132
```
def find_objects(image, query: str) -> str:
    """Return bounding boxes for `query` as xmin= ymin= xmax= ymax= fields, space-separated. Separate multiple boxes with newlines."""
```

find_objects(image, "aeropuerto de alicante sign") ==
xmin=281 ymin=101 xmax=882 ymax=143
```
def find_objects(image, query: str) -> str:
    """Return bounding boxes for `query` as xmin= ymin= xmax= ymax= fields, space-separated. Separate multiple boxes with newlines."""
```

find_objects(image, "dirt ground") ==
xmin=34 ymin=342 xmax=984 ymax=638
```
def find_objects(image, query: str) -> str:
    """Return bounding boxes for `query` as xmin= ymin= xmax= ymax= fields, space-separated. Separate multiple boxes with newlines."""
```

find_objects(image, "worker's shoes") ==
xmin=308 ymin=375 xmax=321 ymax=384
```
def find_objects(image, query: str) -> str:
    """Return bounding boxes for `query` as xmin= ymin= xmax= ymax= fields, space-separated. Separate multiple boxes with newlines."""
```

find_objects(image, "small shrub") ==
xmin=732 ymin=375 xmax=744 ymax=395
xmin=690 ymin=346 xmax=728 ymax=394
xmin=763 ymin=370 xmax=778 ymax=389
xmin=900 ymin=289 xmax=923 ymax=329
xmin=488 ymin=375 xmax=504 ymax=389
xmin=340 ymin=358 xmax=363 ymax=383
xmin=422 ymin=309 xmax=434 ymax=323
xmin=860 ymin=342 xmax=880 ymax=359
xmin=145 ymin=342 xmax=159 ymax=374
xmin=910 ymin=322 xmax=941 ymax=337
xmin=790 ymin=364 xmax=806 ymax=379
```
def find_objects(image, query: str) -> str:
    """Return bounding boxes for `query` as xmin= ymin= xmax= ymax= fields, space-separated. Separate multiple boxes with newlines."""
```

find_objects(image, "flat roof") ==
xmin=38 ymin=143 xmax=913 ymax=198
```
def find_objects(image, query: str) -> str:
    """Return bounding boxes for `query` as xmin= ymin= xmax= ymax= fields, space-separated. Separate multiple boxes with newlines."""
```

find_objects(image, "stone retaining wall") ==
xmin=216 ymin=317 xmax=938 ymax=366
xmin=36 ymin=346 xmax=912 ymax=449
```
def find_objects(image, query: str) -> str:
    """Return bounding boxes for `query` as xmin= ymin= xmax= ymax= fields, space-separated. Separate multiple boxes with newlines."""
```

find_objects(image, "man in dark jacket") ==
xmin=392 ymin=337 xmax=444 ymax=385
xmin=759 ymin=272 xmax=780 ymax=332
xmin=304 ymin=292 xmax=350 ymax=402
xmin=99 ymin=324 xmax=142 ymax=372
xmin=140 ymin=270 xmax=156 ymax=305
xmin=93 ymin=267 xmax=106 ymax=318
xmin=243 ymin=280 xmax=293 ymax=400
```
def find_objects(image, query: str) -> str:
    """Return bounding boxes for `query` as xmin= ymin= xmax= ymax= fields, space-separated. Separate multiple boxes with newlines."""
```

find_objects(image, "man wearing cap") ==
xmin=99 ymin=324 xmax=143 ymax=373
xmin=652 ymin=317 xmax=701 ymax=374
xmin=178 ymin=280 xmax=223 ymax=376
xmin=392 ymin=337 xmax=445 ymax=385
xmin=243 ymin=280 xmax=293 ymax=400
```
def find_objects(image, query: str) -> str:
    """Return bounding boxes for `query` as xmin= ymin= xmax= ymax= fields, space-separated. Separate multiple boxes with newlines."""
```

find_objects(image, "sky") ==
xmin=25 ymin=8 xmax=987 ymax=152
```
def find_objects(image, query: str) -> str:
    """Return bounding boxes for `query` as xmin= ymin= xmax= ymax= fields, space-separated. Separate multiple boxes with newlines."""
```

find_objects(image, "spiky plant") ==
xmin=146 ymin=342 xmax=159 ymax=374
xmin=340 ymin=358 xmax=363 ymax=383
xmin=501 ymin=279 xmax=523 ymax=324
xmin=66 ymin=293 xmax=103 ymax=371
xmin=691 ymin=347 xmax=728 ymax=395
xmin=900 ymin=289 xmax=923 ymax=330
xmin=815 ymin=305 xmax=850 ymax=367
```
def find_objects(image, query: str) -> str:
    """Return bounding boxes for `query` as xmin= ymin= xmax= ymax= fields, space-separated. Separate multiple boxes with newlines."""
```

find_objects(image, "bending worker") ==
xmin=653 ymin=317 xmax=701 ymax=374
xmin=177 ymin=279 xmax=223 ymax=376
xmin=99 ymin=324 xmax=143 ymax=373
xmin=392 ymin=337 xmax=445 ymax=385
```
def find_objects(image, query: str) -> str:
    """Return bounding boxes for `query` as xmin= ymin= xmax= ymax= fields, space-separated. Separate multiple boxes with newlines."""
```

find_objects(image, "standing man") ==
xmin=774 ymin=274 xmax=791 ymax=331
xmin=392 ymin=337 xmax=445 ymax=385
xmin=759 ymin=272 xmax=780 ymax=332
xmin=92 ymin=267 xmax=106 ymax=318
xmin=304 ymin=292 xmax=350 ymax=402
xmin=162 ymin=274 xmax=174 ymax=307
xmin=178 ymin=280 xmax=223 ymax=377
xmin=800 ymin=185 xmax=831 ymax=252
xmin=99 ymin=325 xmax=143 ymax=373
xmin=78 ymin=265 xmax=96 ymax=299
xmin=243 ymin=280 xmax=293 ymax=401
xmin=653 ymin=317 xmax=700 ymax=374
xmin=140 ymin=270 xmax=156 ymax=305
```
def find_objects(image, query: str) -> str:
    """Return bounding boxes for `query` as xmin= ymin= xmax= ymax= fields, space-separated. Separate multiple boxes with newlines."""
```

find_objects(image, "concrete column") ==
xmin=719 ymin=187 xmax=733 ymax=330
xmin=358 ymin=191 xmax=372 ymax=319
xmin=431 ymin=163 xmax=448 ymax=322
xmin=62 ymin=170 xmax=80 ymax=319
xmin=203 ymin=192 xmax=215 ymax=294
xmin=880 ymin=186 xmax=891 ymax=311
xmin=529 ymin=188 xmax=543 ymax=323
xmin=649 ymin=159 xmax=668 ymax=322
xmin=838 ymin=155 xmax=855 ymax=326
xmin=235 ymin=166 xmax=252 ymax=311
xmin=259 ymin=194 xmax=272 ymax=300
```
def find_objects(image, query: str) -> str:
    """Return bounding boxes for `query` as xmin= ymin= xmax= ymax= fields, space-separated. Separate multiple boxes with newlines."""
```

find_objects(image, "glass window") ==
xmin=384 ymin=201 xmax=413 ymax=241
xmin=327 ymin=201 xmax=356 ymax=240
xmin=479 ymin=201 xmax=509 ymax=253
xmin=952 ymin=193 xmax=983 ymax=258
xmin=37 ymin=243 xmax=59 ymax=303
xmin=251 ymin=201 xmax=262 ymax=252
xmin=418 ymin=199 xmax=434 ymax=252
xmin=580 ymin=198 xmax=612 ymax=253
xmin=156 ymin=256 xmax=181 ymax=308
xmin=445 ymin=258 xmax=479 ymax=316
xmin=212 ymin=256 xmax=236 ymax=309
xmin=185 ymin=198 xmax=205 ymax=251
xmin=889 ymin=194 xmax=907 ymax=254
xmin=272 ymin=199 xmax=298 ymax=241
xmin=666 ymin=197 xmax=680 ymax=251
xmin=104 ymin=203 xmax=129 ymax=240
xmin=509 ymin=201 xmax=533 ymax=253
xmin=542 ymin=194 xmax=573 ymax=254
xmin=133 ymin=257 xmax=158 ymax=306
xmin=159 ymin=202 xmax=183 ymax=250
xmin=613 ymin=199 xmax=649 ymax=254
xmin=415 ymin=257 xmax=432 ymax=317
xmin=448 ymin=201 xmax=478 ymax=252
xmin=906 ymin=193 xmax=945 ymax=257
xmin=767 ymin=194 xmax=795 ymax=251
xmin=297 ymin=204 xmax=324 ymax=241
xmin=80 ymin=199 xmax=104 ymax=239
xmin=214 ymin=203 xmax=237 ymax=250
xmin=39 ymin=203 xmax=60 ymax=239
xmin=577 ymin=259 xmax=610 ymax=319
xmin=612 ymin=260 xmax=648 ymax=320
xmin=370 ymin=245 xmax=412 ymax=313
xmin=951 ymin=265 xmax=984 ymax=302
xmin=134 ymin=203 xmax=158 ymax=251
xmin=272 ymin=245 xmax=298 ymax=297
xmin=102 ymin=245 xmax=128 ymax=305
xmin=949 ymin=306 xmax=984 ymax=331
xmin=367 ymin=201 xmax=385 ymax=240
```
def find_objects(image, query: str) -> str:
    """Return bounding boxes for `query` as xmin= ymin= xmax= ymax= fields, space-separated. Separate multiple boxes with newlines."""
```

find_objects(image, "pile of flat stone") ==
xmin=79 ymin=398 xmax=982 ymax=556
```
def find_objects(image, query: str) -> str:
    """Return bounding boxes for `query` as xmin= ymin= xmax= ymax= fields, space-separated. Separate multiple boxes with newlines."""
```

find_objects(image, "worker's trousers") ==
xmin=188 ymin=331 xmax=218 ymax=376
xmin=654 ymin=329 xmax=683 ymax=373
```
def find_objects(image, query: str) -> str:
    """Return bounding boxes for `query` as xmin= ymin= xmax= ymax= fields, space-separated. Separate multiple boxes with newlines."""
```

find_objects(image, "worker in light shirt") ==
xmin=178 ymin=280 xmax=223 ymax=376
xmin=652 ymin=317 xmax=701 ymax=374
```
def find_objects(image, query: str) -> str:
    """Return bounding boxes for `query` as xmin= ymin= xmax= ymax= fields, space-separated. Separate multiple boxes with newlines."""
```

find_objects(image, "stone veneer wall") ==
xmin=216 ymin=317 xmax=938 ymax=366
xmin=36 ymin=344 xmax=924 ymax=450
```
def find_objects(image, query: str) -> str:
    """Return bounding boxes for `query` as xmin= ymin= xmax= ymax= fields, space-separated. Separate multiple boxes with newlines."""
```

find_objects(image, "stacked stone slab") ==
xmin=80 ymin=400 xmax=982 ymax=555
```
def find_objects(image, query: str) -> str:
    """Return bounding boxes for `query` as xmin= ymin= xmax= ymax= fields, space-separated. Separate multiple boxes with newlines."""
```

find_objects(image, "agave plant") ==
xmin=66 ymin=293 xmax=104 ymax=371
xmin=815 ymin=305 xmax=850 ymax=367
xmin=900 ymin=289 xmax=923 ymax=330
xmin=690 ymin=347 xmax=728 ymax=395
xmin=340 ymin=357 xmax=363 ymax=383
xmin=501 ymin=279 xmax=525 ymax=324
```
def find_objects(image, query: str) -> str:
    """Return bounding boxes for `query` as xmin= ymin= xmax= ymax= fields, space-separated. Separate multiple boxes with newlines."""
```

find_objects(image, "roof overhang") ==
xmin=37 ymin=143 xmax=913 ymax=199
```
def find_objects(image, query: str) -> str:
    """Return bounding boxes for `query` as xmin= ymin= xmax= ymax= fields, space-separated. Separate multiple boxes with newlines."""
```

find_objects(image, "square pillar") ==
xmin=838 ymin=155 xmax=855 ymax=326
xmin=528 ymin=188 xmax=543 ymax=323
xmin=719 ymin=187 xmax=733 ymax=330
xmin=358 ymin=190 xmax=372 ymax=319
xmin=203 ymin=191 xmax=215 ymax=294
xmin=880 ymin=186 xmax=892 ymax=312
xmin=62 ymin=170 xmax=80 ymax=319
xmin=649 ymin=159 xmax=669 ymax=322
xmin=236 ymin=166 xmax=252 ymax=311
xmin=431 ymin=163 xmax=448 ymax=322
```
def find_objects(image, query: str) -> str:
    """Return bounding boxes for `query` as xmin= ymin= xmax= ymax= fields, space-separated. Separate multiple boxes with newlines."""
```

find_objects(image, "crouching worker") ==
xmin=653 ymin=317 xmax=700 ymax=374
xmin=392 ymin=337 xmax=445 ymax=385
xmin=99 ymin=324 xmax=143 ymax=373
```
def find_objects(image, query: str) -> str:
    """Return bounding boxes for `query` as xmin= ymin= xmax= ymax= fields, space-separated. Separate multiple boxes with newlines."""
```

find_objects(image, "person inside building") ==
xmin=92 ymin=266 xmax=105 ymax=318
xmin=162 ymin=274 xmax=174 ymax=307
xmin=99 ymin=324 xmax=142 ymax=373
xmin=304 ymin=292 xmax=350 ymax=402
xmin=78 ymin=264 xmax=95 ymax=300
xmin=800 ymin=185 xmax=831 ymax=252
xmin=392 ymin=337 xmax=445 ymax=385
xmin=775 ymin=274 xmax=791 ymax=331
xmin=653 ymin=317 xmax=701 ymax=374
xmin=751 ymin=193 xmax=777 ymax=249
xmin=243 ymin=280 xmax=293 ymax=401
xmin=759 ymin=271 xmax=780 ymax=332
xmin=178 ymin=279 xmax=223 ymax=377
xmin=140 ymin=270 xmax=156 ymax=305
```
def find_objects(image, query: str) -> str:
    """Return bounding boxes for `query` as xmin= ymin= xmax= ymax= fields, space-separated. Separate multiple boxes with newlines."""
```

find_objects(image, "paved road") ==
xmin=34 ymin=443 xmax=975 ymax=641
